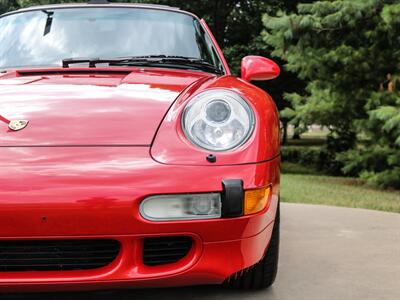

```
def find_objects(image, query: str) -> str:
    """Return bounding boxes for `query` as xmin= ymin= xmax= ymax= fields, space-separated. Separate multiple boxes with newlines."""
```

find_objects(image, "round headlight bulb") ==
xmin=191 ymin=197 xmax=213 ymax=215
xmin=205 ymin=100 xmax=231 ymax=123
xmin=182 ymin=90 xmax=255 ymax=151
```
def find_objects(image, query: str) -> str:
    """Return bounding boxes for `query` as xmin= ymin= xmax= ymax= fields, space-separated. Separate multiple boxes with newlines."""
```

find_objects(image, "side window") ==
xmin=193 ymin=20 xmax=223 ymax=72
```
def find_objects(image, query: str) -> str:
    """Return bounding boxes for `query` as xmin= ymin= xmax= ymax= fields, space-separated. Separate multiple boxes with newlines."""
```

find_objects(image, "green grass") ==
xmin=281 ymin=163 xmax=400 ymax=213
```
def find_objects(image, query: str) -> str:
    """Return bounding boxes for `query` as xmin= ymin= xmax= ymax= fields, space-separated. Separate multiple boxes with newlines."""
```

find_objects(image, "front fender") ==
xmin=151 ymin=75 xmax=280 ymax=166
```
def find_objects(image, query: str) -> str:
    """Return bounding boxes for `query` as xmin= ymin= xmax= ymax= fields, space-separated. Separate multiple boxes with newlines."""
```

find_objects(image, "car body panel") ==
xmin=0 ymin=145 xmax=279 ymax=291
xmin=0 ymin=4 xmax=280 ymax=292
xmin=0 ymin=146 xmax=279 ymax=240
xmin=0 ymin=68 xmax=213 ymax=146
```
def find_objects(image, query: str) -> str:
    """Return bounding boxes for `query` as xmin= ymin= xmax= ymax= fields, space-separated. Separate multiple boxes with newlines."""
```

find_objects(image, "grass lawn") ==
xmin=281 ymin=163 xmax=400 ymax=213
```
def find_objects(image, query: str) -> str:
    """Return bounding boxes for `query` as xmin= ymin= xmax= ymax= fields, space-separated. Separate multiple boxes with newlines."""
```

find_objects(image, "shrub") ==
xmin=281 ymin=146 xmax=343 ymax=175
xmin=361 ymin=169 xmax=400 ymax=190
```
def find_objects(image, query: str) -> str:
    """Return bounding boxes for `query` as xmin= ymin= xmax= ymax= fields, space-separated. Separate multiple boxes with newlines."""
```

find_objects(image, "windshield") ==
xmin=0 ymin=7 xmax=223 ymax=71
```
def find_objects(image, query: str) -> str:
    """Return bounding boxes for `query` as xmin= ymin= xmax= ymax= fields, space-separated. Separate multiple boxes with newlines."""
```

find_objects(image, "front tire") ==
xmin=224 ymin=203 xmax=280 ymax=289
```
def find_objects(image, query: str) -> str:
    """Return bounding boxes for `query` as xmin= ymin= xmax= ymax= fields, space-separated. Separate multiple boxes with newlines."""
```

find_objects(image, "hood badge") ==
xmin=8 ymin=120 xmax=29 ymax=131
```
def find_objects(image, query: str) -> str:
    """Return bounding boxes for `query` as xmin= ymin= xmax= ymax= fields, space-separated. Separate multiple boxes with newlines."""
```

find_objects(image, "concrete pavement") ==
xmin=4 ymin=203 xmax=400 ymax=300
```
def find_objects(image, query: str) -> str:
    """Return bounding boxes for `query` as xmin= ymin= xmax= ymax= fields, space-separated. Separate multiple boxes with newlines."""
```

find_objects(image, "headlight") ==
xmin=182 ymin=90 xmax=255 ymax=151
xmin=140 ymin=193 xmax=221 ymax=221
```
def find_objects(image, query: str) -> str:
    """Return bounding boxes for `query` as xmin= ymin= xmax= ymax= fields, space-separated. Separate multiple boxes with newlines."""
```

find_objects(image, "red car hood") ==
xmin=0 ymin=68 xmax=211 ymax=146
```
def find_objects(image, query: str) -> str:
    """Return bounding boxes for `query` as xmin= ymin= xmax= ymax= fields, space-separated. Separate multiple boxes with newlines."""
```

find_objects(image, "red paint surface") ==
xmin=0 ymin=146 xmax=280 ymax=291
xmin=0 ymin=68 xmax=213 ymax=146
xmin=0 ymin=11 xmax=280 ymax=293
xmin=241 ymin=56 xmax=281 ymax=82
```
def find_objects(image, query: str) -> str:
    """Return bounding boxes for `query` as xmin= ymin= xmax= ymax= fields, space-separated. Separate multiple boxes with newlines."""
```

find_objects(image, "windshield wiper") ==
xmin=62 ymin=58 xmax=118 ymax=68
xmin=62 ymin=55 xmax=224 ymax=75
xmin=110 ymin=55 xmax=224 ymax=74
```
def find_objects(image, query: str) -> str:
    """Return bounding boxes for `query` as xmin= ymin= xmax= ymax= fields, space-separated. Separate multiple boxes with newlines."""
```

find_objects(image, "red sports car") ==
xmin=0 ymin=2 xmax=281 ymax=293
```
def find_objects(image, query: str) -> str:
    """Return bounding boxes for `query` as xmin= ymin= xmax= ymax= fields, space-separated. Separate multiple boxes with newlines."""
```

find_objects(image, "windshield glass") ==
xmin=0 ymin=7 xmax=222 ymax=70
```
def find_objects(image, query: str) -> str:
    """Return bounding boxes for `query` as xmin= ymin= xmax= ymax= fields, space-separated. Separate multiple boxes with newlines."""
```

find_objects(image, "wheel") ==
xmin=224 ymin=202 xmax=280 ymax=289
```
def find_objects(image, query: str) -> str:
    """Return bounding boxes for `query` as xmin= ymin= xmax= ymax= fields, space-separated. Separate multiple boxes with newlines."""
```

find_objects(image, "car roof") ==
xmin=0 ymin=2 xmax=199 ymax=20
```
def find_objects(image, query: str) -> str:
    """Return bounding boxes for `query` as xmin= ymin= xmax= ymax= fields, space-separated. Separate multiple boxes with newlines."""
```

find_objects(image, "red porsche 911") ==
xmin=0 ymin=1 xmax=281 ymax=293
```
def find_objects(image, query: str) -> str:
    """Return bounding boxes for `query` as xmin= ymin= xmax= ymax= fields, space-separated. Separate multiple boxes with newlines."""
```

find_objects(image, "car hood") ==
xmin=0 ymin=68 xmax=212 ymax=146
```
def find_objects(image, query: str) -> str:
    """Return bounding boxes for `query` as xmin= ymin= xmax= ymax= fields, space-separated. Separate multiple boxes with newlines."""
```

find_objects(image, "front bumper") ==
xmin=0 ymin=221 xmax=276 ymax=293
xmin=0 ymin=147 xmax=279 ymax=292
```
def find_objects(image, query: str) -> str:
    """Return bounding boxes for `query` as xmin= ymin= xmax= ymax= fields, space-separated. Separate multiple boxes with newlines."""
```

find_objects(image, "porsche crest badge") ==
xmin=8 ymin=120 xmax=29 ymax=131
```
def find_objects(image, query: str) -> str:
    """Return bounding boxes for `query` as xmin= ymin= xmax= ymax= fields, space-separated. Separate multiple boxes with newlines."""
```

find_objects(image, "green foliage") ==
xmin=361 ymin=169 xmax=400 ymax=190
xmin=0 ymin=0 xmax=18 ymax=14
xmin=264 ymin=0 xmax=400 ymax=189
xmin=281 ymin=161 xmax=319 ymax=175
xmin=281 ymin=145 xmax=343 ymax=175
xmin=336 ymin=91 xmax=400 ymax=188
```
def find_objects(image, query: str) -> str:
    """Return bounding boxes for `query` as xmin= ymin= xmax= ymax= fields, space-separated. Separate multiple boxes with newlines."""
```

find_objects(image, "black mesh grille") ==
xmin=143 ymin=236 xmax=192 ymax=266
xmin=0 ymin=239 xmax=120 ymax=272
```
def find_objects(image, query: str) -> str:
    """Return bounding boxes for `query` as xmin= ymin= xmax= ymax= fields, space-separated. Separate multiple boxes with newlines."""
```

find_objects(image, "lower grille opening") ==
xmin=0 ymin=239 xmax=120 ymax=272
xmin=143 ymin=236 xmax=193 ymax=266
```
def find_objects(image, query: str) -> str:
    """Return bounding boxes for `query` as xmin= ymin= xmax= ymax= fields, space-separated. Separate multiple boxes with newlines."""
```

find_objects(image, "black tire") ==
xmin=224 ymin=203 xmax=280 ymax=290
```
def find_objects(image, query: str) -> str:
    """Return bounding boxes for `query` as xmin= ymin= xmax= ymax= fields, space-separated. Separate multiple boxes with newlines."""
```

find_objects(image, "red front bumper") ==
xmin=0 ymin=147 xmax=279 ymax=292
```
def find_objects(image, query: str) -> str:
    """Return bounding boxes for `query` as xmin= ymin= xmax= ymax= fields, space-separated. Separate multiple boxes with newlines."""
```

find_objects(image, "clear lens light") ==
xmin=182 ymin=90 xmax=255 ymax=151
xmin=140 ymin=193 xmax=222 ymax=221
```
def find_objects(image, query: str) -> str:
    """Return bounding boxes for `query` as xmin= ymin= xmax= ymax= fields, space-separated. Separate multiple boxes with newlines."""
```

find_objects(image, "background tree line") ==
xmin=1 ymin=0 xmax=399 ymax=189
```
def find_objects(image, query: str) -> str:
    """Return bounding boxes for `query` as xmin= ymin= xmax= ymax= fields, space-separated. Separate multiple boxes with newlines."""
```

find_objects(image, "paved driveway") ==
xmin=4 ymin=203 xmax=400 ymax=300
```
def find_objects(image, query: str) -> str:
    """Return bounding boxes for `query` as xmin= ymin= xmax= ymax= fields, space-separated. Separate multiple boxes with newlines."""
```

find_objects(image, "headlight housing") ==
xmin=140 ymin=193 xmax=222 ymax=221
xmin=182 ymin=89 xmax=255 ymax=151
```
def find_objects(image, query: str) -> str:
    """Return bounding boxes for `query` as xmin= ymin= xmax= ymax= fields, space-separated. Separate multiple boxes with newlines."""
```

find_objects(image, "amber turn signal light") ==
xmin=244 ymin=186 xmax=271 ymax=215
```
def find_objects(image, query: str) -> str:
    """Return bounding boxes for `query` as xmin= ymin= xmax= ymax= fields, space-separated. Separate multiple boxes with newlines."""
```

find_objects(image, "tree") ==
xmin=0 ymin=0 xmax=19 ymax=14
xmin=264 ymin=0 xmax=400 ymax=188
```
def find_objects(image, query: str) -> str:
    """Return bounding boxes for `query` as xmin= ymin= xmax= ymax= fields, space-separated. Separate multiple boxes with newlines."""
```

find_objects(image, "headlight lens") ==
xmin=182 ymin=90 xmax=255 ymax=151
xmin=140 ymin=193 xmax=222 ymax=221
